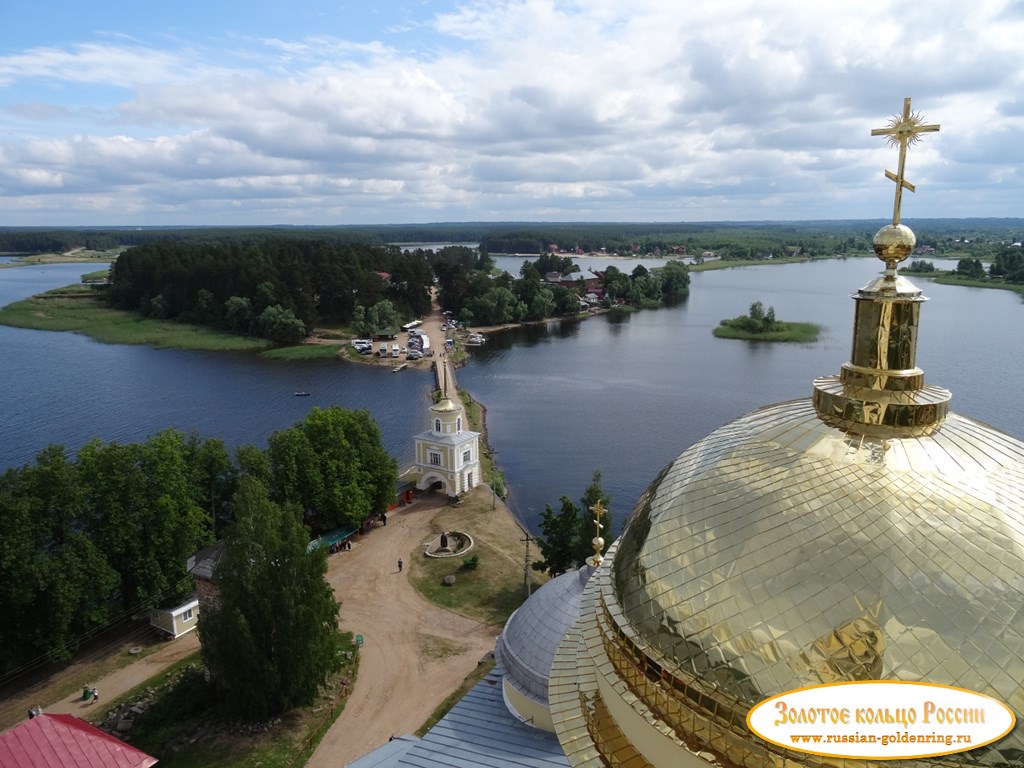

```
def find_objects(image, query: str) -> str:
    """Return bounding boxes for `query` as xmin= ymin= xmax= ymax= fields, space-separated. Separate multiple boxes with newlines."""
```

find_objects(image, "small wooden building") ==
xmin=148 ymin=598 xmax=199 ymax=640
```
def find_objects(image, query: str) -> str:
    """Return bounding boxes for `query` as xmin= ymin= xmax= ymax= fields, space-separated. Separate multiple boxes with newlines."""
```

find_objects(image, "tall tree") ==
xmin=532 ymin=496 xmax=581 ymax=577
xmin=199 ymin=478 xmax=341 ymax=719
xmin=267 ymin=407 xmax=397 ymax=531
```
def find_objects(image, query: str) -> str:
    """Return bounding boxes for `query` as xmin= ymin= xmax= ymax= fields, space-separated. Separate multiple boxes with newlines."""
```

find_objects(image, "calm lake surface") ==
xmin=0 ymin=263 xmax=433 ymax=473
xmin=1 ymin=258 xmax=1021 ymax=534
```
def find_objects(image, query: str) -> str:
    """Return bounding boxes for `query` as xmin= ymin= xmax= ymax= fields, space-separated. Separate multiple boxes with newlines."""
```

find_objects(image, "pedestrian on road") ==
xmin=398 ymin=558 xmax=403 ymax=573
xmin=92 ymin=687 xmax=98 ymax=704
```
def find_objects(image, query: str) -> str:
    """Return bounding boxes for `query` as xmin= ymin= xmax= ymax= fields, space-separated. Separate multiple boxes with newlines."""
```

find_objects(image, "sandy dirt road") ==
xmin=18 ymin=633 xmax=201 ymax=721
xmin=306 ymin=494 xmax=500 ymax=767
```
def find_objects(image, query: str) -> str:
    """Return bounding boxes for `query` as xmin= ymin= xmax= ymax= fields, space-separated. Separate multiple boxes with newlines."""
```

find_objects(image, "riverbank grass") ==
xmin=0 ymin=249 xmax=120 ymax=268
xmin=929 ymin=273 xmax=1024 ymax=300
xmin=260 ymin=344 xmax=341 ymax=360
xmin=0 ymin=291 xmax=272 ymax=351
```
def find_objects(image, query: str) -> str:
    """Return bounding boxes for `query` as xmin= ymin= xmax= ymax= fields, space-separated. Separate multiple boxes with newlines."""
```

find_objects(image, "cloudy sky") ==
xmin=1 ymin=0 xmax=1022 ymax=226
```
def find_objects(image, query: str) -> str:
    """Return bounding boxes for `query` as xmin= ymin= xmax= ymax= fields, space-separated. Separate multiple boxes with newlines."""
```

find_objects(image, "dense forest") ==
xmin=0 ymin=407 xmax=395 ymax=680
xmin=107 ymin=239 xmax=434 ymax=342
xmin=104 ymin=237 xmax=692 ymax=340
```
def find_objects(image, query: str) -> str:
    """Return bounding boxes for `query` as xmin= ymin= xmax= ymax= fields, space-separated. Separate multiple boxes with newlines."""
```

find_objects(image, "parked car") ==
xmin=407 ymin=350 xmax=423 ymax=360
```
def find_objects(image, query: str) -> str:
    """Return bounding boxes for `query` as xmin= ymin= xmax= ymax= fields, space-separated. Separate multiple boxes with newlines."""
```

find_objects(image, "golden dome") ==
xmin=551 ymin=264 xmax=1024 ymax=767
xmin=548 ymin=100 xmax=1024 ymax=767
xmin=431 ymin=394 xmax=458 ymax=413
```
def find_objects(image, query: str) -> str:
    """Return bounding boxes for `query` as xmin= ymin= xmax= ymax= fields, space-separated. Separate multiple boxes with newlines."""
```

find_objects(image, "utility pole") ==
xmin=490 ymin=450 xmax=499 ymax=510
xmin=521 ymin=533 xmax=533 ymax=600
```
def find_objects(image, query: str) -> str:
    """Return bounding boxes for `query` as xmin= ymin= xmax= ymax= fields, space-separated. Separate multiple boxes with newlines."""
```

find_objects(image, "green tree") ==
xmin=267 ymin=407 xmax=397 ymax=531
xmin=575 ymin=469 xmax=612 ymax=565
xmin=199 ymin=478 xmax=342 ymax=719
xmin=532 ymin=496 xmax=581 ymax=577
xmin=659 ymin=260 xmax=691 ymax=300
xmin=224 ymin=295 xmax=254 ymax=335
xmin=256 ymin=304 xmax=306 ymax=343
xmin=0 ymin=455 xmax=119 ymax=669
xmin=955 ymin=258 xmax=986 ymax=279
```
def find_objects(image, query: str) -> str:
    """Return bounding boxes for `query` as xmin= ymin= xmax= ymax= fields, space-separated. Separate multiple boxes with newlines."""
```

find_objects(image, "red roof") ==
xmin=0 ymin=714 xmax=158 ymax=768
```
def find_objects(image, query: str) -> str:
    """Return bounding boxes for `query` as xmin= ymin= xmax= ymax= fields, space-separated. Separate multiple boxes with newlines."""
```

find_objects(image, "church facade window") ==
xmin=429 ymin=451 xmax=441 ymax=466
xmin=463 ymin=449 xmax=471 ymax=463
xmin=434 ymin=419 xmax=441 ymax=432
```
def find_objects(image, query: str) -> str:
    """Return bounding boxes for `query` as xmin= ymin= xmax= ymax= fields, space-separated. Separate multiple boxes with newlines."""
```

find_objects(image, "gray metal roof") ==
xmin=495 ymin=568 xmax=589 ymax=704
xmin=345 ymin=662 xmax=568 ymax=768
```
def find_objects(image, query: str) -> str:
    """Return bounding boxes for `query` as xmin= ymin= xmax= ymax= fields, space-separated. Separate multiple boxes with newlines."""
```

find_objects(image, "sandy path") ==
xmin=35 ymin=632 xmax=201 ymax=718
xmin=306 ymin=495 xmax=500 ymax=767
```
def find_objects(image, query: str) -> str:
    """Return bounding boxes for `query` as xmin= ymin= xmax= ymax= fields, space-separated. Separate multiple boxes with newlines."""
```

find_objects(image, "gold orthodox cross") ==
xmin=871 ymin=97 xmax=940 ymax=225
xmin=586 ymin=500 xmax=606 ymax=568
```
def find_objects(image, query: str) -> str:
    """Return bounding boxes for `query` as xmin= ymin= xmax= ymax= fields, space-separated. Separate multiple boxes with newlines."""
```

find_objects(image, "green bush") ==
xmin=461 ymin=554 xmax=480 ymax=570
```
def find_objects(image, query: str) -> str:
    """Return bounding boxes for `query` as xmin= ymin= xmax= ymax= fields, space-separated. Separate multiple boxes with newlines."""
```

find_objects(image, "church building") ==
xmin=411 ymin=378 xmax=482 ymax=498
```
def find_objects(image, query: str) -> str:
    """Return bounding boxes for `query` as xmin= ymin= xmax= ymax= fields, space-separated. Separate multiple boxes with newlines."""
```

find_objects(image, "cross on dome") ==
xmin=871 ymin=97 xmax=940 ymax=225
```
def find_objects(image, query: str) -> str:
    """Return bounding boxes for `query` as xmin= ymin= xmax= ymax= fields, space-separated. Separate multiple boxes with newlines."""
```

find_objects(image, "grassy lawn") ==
xmin=714 ymin=319 xmax=820 ymax=343
xmin=0 ymin=291 xmax=272 ymax=351
xmin=408 ymin=485 xmax=544 ymax=628
xmin=100 ymin=634 xmax=359 ymax=768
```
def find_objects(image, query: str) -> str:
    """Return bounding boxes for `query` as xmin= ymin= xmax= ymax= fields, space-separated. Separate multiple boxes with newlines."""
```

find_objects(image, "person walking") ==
xmin=397 ymin=558 xmax=403 ymax=573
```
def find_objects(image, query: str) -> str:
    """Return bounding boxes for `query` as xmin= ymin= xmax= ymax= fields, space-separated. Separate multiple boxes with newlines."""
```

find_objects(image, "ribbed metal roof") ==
xmin=496 ymin=568 xmax=590 ymax=705
xmin=346 ymin=662 xmax=568 ymax=768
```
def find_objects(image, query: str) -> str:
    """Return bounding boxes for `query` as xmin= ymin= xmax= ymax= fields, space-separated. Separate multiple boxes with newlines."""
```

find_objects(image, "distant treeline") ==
xmin=4 ymin=219 xmax=1023 ymax=257
xmin=477 ymin=219 xmax=1024 ymax=258
xmin=107 ymin=239 xmax=435 ymax=342
xmin=0 ymin=407 xmax=395 ymax=679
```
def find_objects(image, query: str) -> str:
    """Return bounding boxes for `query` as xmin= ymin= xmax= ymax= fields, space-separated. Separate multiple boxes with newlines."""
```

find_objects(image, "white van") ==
xmin=392 ymin=344 xmax=400 ymax=358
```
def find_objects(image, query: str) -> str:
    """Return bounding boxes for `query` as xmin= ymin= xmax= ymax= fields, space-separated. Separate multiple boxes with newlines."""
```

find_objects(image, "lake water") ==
xmin=459 ymin=258 xmax=1024 ymax=529
xmin=1 ymin=258 xmax=1021 ymax=534
xmin=0 ymin=263 xmax=433 ymax=472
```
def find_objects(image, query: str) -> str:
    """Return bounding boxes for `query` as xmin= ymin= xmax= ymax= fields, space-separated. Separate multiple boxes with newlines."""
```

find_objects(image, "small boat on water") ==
xmin=294 ymin=391 xmax=311 ymax=397
xmin=392 ymin=363 xmax=408 ymax=372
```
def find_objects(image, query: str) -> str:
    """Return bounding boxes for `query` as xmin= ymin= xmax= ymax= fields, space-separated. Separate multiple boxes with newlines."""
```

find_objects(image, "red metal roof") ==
xmin=0 ymin=713 xmax=157 ymax=768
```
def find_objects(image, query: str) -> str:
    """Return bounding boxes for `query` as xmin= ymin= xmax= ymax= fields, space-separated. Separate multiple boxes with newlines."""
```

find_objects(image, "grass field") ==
xmin=0 ymin=292 xmax=272 ymax=351
xmin=409 ymin=486 xmax=543 ymax=627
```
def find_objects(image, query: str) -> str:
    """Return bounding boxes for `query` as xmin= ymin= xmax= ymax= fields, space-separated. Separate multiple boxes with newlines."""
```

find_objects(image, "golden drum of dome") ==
xmin=551 ymin=400 xmax=1024 ymax=767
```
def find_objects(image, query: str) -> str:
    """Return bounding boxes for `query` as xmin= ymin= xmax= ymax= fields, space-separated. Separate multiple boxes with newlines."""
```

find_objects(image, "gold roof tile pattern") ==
xmin=549 ymin=99 xmax=1024 ymax=767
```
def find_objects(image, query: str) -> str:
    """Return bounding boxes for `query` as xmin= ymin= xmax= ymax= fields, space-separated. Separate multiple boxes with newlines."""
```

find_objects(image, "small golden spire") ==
xmin=811 ymin=97 xmax=951 ymax=438
xmin=871 ymin=97 xmax=940 ymax=226
xmin=585 ymin=501 xmax=606 ymax=568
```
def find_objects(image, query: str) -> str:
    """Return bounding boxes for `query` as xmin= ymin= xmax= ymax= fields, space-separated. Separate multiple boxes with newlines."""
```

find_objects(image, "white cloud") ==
xmin=1 ymin=0 xmax=1023 ymax=223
